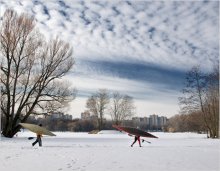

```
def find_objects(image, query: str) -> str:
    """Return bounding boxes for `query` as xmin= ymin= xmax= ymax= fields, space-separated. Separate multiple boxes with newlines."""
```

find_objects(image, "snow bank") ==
xmin=98 ymin=130 xmax=125 ymax=134
xmin=0 ymin=132 xmax=219 ymax=171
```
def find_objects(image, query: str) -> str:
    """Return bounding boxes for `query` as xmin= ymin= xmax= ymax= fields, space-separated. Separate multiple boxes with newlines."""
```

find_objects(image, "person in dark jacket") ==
xmin=32 ymin=124 xmax=43 ymax=147
xmin=131 ymin=135 xmax=141 ymax=147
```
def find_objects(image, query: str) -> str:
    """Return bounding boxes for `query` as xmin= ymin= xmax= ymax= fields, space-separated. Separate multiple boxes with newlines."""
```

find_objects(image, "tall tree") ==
xmin=86 ymin=89 xmax=109 ymax=130
xmin=110 ymin=92 xmax=135 ymax=125
xmin=204 ymin=65 xmax=219 ymax=138
xmin=179 ymin=65 xmax=219 ymax=138
xmin=0 ymin=9 xmax=76 ymax=137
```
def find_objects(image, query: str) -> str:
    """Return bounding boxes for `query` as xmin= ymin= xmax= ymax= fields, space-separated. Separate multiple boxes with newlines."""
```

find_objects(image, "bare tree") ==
xmin=109 ymin=92 xmax=135 ymax=125
xmin=179 ymin=65 xmax=219 ymax=138
xmin=203 ymin=66 xmax=219 ymax=138
xmin=0 ymin=9 xmax=76 ymax=137
xmin=166 ymin=112 xmax=205 ymax=133
xmin=86 ymin=89 xmax=109 ymax=130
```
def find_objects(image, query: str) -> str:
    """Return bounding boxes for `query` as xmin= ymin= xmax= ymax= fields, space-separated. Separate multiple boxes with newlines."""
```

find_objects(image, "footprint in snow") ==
xmin=67 ymin=163 xmax=72 ymax=168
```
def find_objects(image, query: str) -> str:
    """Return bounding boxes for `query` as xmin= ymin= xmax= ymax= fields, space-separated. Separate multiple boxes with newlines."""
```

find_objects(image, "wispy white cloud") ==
xmin=1 ymin=1 xmax=218 ymax=69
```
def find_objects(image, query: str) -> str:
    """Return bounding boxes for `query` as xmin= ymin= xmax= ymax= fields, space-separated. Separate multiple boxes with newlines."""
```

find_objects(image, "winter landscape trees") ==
xmin=86 ymin=90 xmax=136 ymax=130
xmin=109 ymin=92 xmax=135 ymax=125
xmin=0 ymin=9 xmax=75 ymax=137
xmin=86 ymin=89 xmax=110 ymax=131
xmin=179 ymin=65 xmax=219 ymax=138
xmin=0 ymin=8 xmax=218 ymax=140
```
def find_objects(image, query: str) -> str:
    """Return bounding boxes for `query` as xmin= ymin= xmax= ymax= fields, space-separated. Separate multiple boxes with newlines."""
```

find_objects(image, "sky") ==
xmin=0 ymin=0 xmax=219 ymax=118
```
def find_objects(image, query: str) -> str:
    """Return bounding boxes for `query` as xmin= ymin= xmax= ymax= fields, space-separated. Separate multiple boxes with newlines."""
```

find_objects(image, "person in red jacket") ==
xmin=131 ymin=135 xmax=141 ymax=147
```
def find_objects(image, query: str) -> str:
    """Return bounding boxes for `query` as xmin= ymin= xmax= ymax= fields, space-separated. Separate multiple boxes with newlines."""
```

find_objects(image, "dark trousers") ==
xmin=131 ymin=136 xmax=141 ymax=147
xmin=32 ymin=137 xmax=42 ymax=147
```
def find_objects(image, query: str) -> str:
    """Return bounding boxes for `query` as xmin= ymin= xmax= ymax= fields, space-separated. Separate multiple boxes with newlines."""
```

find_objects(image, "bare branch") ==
xmin=0 ymin=9 xmax=76 ymax=137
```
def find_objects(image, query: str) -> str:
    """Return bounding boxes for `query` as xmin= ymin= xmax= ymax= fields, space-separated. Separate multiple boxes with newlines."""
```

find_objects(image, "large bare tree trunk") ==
xmin=0 ymin=10 xmax=76 ymax=137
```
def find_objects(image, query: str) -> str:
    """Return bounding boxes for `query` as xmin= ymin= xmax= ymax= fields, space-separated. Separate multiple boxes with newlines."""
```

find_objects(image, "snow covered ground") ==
xmin=0 ymin=131 xmax=219 ymax=171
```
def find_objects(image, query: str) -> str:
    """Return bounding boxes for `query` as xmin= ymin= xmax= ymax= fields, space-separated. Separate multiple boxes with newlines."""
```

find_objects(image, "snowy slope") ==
xmin=0 ymin=132 xmax=219 ymax=171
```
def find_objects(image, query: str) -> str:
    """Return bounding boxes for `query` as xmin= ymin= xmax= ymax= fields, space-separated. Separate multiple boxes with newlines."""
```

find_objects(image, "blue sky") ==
xmin=0 ymin=0 xmax=219 ymax=118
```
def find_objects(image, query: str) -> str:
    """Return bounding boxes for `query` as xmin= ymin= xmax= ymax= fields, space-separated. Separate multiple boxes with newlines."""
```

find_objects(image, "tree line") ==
xmin=164 ymin=112 xmax=205 ymax=133
xmin=17 ymin=115 xmax=133 ymax=132
xmin=86 ymin=89 xmax=136 ymax=131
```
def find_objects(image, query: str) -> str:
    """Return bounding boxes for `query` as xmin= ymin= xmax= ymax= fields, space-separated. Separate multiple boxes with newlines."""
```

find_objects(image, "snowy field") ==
xmin=0 ymin=131 xmax=220 ymax=171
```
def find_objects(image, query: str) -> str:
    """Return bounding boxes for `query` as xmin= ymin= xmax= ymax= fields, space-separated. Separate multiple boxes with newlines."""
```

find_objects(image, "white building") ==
xmin=159 ymin=116 xmax=168 ymax=127
xmin=50 ymin=112 xmax=64 ymax=119
xmin=49 ymin=112 xmax=72 ymax=120
xmin=150 ymin=114 xmax=159 ymax=127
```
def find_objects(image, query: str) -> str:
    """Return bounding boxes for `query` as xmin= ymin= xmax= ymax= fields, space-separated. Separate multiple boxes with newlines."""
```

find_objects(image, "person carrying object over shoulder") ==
xmin=32 ymin=124 xmax=43 ymax=147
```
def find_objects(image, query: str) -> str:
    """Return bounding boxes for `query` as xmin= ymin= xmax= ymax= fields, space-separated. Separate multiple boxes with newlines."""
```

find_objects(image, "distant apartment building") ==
xmin=132 ymin=114 xmax=168 ymax=131
xmin=144 ymin=117 xmax=150 ymax=125
xmin=50 ymin=112 xmax=63 ymax=119
xmin=63 ymin=114 xmax=72 ymax=120
xmin=132 ymin=117 xmax=141 ymax=122
xmin=159 ymin=116 xmax=168 ymax=127
xmin=150 ymin=114 xmax=159 ymax=127
xmin=48 ymin=112 xmax=72 ymax=120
